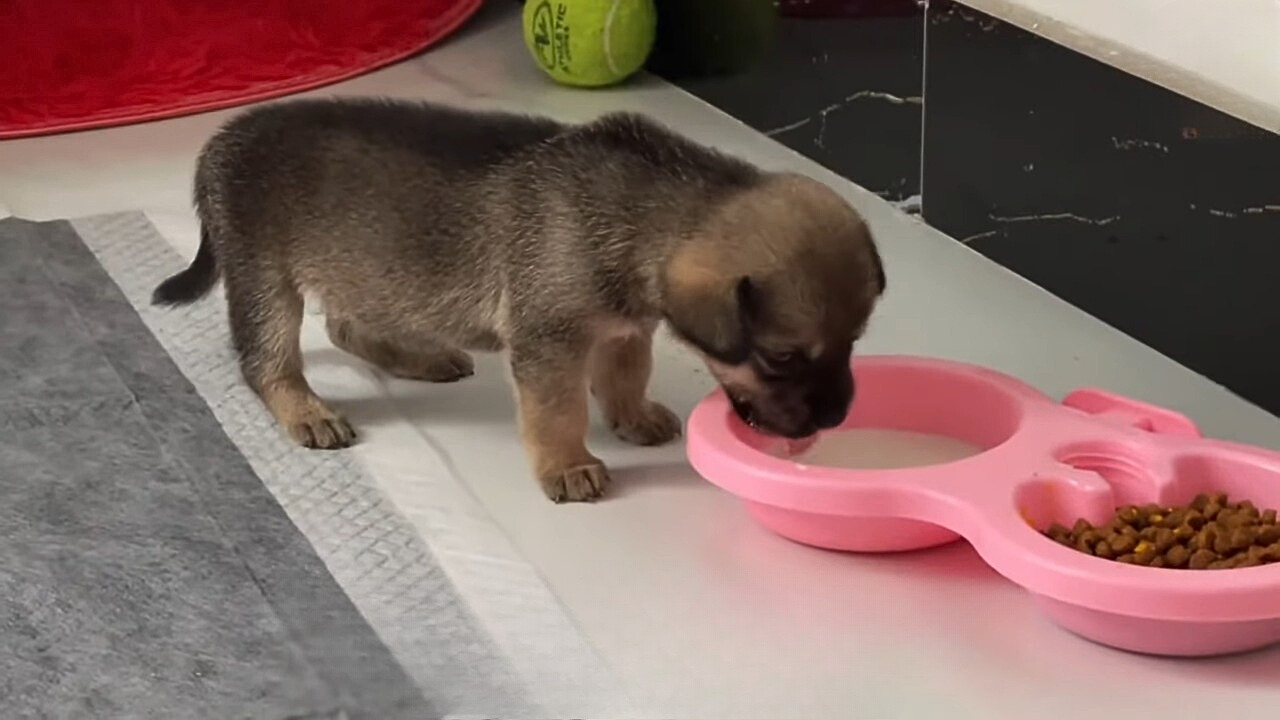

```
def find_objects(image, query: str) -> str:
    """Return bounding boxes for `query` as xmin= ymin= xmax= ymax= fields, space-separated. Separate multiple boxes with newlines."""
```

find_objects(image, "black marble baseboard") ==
xmin=669 ymin=12 xmax=925 ymax=203
xmin=921 ymin=0 xmax=1280 ymax=415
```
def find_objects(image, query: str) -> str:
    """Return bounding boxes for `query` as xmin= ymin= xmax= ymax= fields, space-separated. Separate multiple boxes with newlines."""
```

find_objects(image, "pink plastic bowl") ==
xmin=685 ymin=355 xmax=1280 ymax=657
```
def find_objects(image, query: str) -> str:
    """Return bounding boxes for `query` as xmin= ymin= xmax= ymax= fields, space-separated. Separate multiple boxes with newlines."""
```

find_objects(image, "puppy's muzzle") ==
xmin=728 ymin=394 xmax=761 ymax=430
xmin=728 ymin=375 xmax=854 ymax=439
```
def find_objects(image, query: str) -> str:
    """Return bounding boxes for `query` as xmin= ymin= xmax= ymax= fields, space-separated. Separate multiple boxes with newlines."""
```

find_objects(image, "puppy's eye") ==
xmin=756 ymin=349 xmax=805 ymax=375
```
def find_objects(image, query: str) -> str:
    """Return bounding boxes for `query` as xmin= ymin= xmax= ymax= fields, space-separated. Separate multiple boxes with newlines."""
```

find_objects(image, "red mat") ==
xmin=0 ymin=0 xmax=483 ymax=139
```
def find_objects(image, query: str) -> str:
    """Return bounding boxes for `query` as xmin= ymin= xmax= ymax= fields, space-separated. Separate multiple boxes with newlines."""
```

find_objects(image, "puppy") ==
xmin=153 ymin=98 xmax=885 ymax=502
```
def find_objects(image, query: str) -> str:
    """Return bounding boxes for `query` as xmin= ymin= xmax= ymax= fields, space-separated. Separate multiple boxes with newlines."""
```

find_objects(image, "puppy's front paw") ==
xmin=539 ymin=462 xmax=611 ymax=503
xmin=286 ymin=409 xmax=356 ymax=450
xmin=611 ymin=401 xmax=682 ymax=447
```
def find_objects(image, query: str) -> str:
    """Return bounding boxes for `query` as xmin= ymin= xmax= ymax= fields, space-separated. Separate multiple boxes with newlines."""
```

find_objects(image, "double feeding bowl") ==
xmin=685 ymin=355 xmax=1280 ymax=657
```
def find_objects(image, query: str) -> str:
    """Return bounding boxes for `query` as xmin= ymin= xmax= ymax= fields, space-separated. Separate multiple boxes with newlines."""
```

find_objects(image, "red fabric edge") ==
xmin=0 ymin=0 xmax=484 ymax=141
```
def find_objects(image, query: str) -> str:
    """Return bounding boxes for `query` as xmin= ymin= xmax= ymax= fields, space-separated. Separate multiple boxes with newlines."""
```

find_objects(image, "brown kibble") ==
xmin=1258 ymin=525 xmax=1280 ymax=545
xmin=1153 ymin=527 xmax=1177 ymax=553
xmin=1105 ymin=515 xmax=1128 ymax=532
xmin=1220 ymin=509 xmax=1251 ymax=529
xmin=1133 ymin=541 xmax=1159 ymax=565
xmin=1165 ymin=545 xmax=1190 ymax=568
xmin=1185 ymin=510 xmax=1207 ymax=530
xmin=1189 ymin=549 xmax=1217 ymax=569
xmin=1230 ymin=526 xmax=1258 ymax=552
xmin=1213 ymin=531 xmax=1235 ymax=555
xmin=1193 ymin=526 xmax=1218 ymax=552
xmin=1266 ymin=542 xmax=1280 ymax=562
xmin=1043 ymin=494 xmax=1280 ymax=570
xmin=1119 ymin=508 xmax=1142 ymax=529
xmin=1109 ymin=533 xmax=1138 ymax=554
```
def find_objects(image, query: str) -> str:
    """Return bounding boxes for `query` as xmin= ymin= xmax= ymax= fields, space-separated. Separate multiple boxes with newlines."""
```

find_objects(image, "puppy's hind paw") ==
xmin=539 ymin=463 xmax=611 ymax=503
xmin=611 ymin=401 xmax=682 ymax=447
xmin=414 ymin=348 xmax=475 ymax=383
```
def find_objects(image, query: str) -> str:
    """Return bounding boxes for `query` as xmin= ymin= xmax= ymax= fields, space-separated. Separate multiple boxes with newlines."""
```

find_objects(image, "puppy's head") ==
xmin=663 ymin=173 xmax=885 ymax=439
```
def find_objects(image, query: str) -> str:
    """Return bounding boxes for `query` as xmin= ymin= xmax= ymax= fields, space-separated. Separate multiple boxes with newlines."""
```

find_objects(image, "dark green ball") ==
xmin=646 ymin=0 xmax=777 ymax=79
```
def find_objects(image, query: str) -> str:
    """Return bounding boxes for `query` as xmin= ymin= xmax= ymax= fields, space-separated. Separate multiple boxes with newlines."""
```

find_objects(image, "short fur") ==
xmin=154 ymin=98 xmax=886 ymax=502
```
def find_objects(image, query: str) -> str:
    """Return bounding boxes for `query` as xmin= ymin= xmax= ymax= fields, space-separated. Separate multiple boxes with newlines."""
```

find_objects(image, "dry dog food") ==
xmin=1045 ymin=493 xmax=1280 ymax=569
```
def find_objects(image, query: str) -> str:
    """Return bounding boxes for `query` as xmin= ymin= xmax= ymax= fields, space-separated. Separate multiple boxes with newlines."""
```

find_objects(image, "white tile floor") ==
xmin=5 ymin=5 xmax=1280 ymax=719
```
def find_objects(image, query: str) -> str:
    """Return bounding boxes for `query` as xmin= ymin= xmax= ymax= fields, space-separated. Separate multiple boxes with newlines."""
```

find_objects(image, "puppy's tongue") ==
xmin=785 ymin=434 xmax=819 ymax=457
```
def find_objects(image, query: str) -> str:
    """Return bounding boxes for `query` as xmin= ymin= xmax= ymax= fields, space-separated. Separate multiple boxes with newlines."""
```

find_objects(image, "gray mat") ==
xmin=0 ymin=218 xmax=436 ymax=720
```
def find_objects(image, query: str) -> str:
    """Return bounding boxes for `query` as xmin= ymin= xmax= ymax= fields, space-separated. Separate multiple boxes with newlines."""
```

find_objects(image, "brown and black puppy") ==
xmin=153 ymin=98 xmax=885 ymax=502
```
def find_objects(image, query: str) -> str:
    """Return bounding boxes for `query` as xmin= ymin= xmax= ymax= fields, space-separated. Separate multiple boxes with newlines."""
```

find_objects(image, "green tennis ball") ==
xmin=522 ymin=0 xmax=657 ymax=88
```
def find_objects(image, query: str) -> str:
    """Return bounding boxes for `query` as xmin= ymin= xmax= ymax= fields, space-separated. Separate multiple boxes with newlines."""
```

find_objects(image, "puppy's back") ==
xmin=193 ymin=99 xmax=565 ymax=240
xmin=203 ymin=98 xmax=564 ymax=174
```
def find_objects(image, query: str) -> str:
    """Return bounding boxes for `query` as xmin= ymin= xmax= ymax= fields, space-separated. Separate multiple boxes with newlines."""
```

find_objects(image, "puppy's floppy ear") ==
xmin=663 ymin=252 xmax=754 ymax=364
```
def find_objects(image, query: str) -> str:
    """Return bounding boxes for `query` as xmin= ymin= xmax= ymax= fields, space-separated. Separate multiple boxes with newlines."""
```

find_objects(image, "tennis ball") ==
xmin=522 ymin=0 xmax=657 ymax=88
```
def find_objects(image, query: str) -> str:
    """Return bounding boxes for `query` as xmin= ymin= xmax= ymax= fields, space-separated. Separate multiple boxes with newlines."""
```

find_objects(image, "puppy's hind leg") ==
xmin=325 ymin=314 xmax=474 ymax=383
xmin=227 ymin=270 xmax=355 ymax=449
xmin=590 ymin=325 xmax=681 ymax=446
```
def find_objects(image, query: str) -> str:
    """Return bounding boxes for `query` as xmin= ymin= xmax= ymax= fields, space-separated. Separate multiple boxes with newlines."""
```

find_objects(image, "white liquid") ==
xmin=789 ymin=428 xmax=981 ymax=470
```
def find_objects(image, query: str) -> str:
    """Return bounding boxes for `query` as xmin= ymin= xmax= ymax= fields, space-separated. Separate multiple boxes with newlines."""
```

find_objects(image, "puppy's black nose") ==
xmin=813 ymin=403 xmax=847 ymax=430
xmin=811 ymin=380 xmax=854 ymax=430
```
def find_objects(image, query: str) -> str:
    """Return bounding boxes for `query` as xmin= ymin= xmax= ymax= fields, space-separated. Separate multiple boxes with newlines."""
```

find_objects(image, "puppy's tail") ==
xmin=152 ymin=225 xmax=219 ymax=306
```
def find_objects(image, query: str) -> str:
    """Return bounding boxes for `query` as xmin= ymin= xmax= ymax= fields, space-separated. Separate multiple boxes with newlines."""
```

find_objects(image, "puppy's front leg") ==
xmin=511 ymin=344 xmax=609 ymax=503
xmin=591 ymin=326 xmax=682 ymax=446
